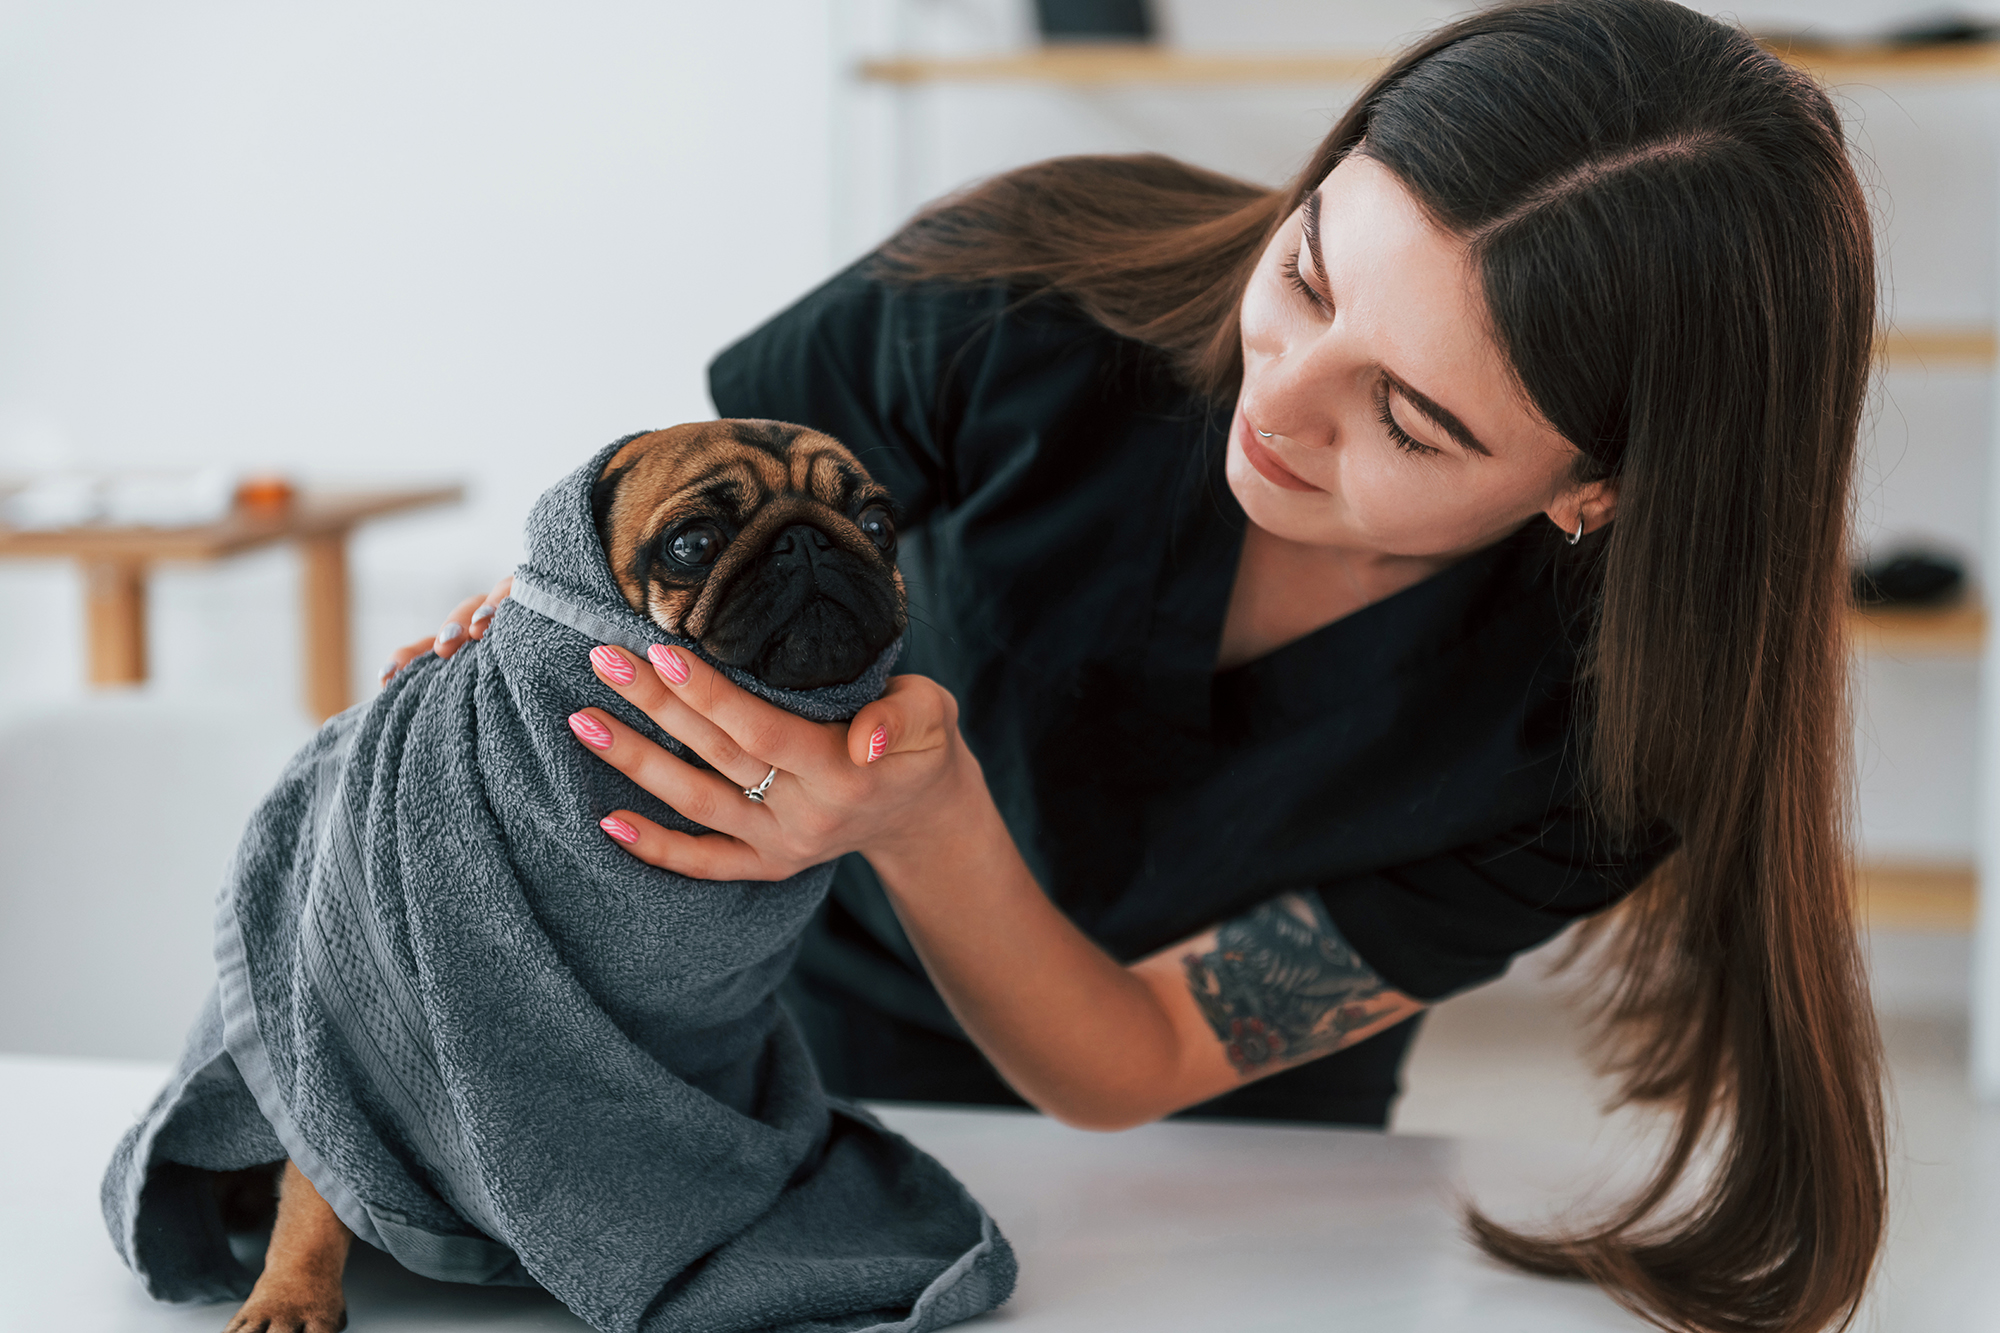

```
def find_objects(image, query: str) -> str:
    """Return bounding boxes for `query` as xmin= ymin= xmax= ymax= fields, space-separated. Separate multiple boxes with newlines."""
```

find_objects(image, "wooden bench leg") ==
xmin=298 ymin=533 xmax=351 ymax=723
xmin=83 ymin=559 xmax=148 ymax=687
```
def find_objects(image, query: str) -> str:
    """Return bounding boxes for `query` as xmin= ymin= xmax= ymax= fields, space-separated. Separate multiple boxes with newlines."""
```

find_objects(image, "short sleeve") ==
xmin=707 ymin=260 xmax=1012 ymax=527
xmin=1315 ymin=810 xmax=1677 ymax=1002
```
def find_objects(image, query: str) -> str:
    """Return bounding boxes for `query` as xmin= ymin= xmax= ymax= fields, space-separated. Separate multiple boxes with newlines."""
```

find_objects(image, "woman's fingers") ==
xmin=381 ymin=589 xmax=482 ymax=685
xmin=380 ymin=635 xmax=434 ymax=685
xmin=586 ymin=645 xmax=782 ymax=790
xmin=574 ymin=655 xmax=973 ymax=879
xmin=381 ymin=577 xmax=516 ymax=686
xmin=432 ymin=592 xmax=484 ymax=658
xmin=380 ymin=590 xmax=478 ymax=684
xmin=643 ymin=644 xmax=844 ymax=779
xmin=430 ymin=577 xmax=513 ymax=660
xmin=847 ymin=675 xmax=957 ymax=767
xmin=566 ymin=706 xmax=761 ymax=840
xmin=596 ymin=811 xmax=772 ymax=880
xmin=466 ymin=575 xmax=513 ymax=642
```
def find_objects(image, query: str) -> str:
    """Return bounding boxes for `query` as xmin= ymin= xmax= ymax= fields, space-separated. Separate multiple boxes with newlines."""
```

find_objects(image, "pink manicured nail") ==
xmin=568 ymin=712 xmax=613 ymax=750
xmin=649 ymin=644 xmax=690 ymax=686
xmin=599 ymin=815 xmax=639 ymax=845
xmin=867 ymin=725 xmax=887 ymax=763
xmin=589 ymin=645 xmax=635 ymax=685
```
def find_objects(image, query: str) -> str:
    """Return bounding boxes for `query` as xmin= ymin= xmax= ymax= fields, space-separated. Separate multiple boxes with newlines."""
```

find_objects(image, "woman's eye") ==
xmin=1375 ymin=382 xmax=1440 ymax=458
xmin=667 ymin=522 xmax=723 ymax=567
xmin=856 ymin=504 xmax=896 ymax=552
xmin=1281 ymin=248 xmax=1326 ymax=312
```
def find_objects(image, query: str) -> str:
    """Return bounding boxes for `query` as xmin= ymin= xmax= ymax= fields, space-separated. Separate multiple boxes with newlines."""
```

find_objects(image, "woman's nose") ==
xmin=1253 ymin=330 xmax=1362 ymax=449
xmin=1247 ymin=378 xmax=1333 ymax=450
xmin=1245 ymin=406 xmax=1316 ymax=449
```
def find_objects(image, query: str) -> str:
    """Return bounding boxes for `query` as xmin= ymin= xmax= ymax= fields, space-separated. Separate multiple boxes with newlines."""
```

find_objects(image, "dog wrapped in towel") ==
xmin=101 ymin=423 xmax=1017 ymax=1333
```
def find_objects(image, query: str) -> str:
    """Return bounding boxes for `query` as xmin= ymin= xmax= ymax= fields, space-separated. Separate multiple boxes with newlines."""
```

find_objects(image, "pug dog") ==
xmin=217 ymin=419 xmax=905 ymax=1333
xmin=592 ymin=419 xmax=905 ymax=689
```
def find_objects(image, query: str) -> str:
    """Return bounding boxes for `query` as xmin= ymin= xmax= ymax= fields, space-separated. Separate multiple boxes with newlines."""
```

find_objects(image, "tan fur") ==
xmin=222 ymin=1162 xmax=351 ymax=1333
xmin=596 ymin=420 xmax=904 ymax=640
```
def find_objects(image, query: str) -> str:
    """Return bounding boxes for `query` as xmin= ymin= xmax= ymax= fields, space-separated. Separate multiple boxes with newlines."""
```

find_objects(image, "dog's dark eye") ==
xmin=667 ymin=522 xmax=724 ymax=568
xmin=857 ymin=504 xmax=895 ymax=553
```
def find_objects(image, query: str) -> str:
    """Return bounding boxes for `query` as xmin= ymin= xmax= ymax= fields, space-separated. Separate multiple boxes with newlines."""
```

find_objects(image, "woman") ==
xmin=404 ymin=1 xmax=1885 ymax=1327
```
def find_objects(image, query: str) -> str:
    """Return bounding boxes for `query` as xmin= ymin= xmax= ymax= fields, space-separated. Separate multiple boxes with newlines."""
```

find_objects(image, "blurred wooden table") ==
xmin=0 ymin=486 xmax=460 ymax=722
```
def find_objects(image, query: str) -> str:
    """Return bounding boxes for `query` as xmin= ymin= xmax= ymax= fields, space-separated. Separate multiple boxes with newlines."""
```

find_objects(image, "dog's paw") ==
xmin=221 ymin=1281 xmax=348 ymax=1333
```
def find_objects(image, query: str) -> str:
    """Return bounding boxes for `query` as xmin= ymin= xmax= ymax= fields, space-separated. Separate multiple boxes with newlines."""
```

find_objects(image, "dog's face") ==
xmin=592 ymin=420 xmax=906 ymax=691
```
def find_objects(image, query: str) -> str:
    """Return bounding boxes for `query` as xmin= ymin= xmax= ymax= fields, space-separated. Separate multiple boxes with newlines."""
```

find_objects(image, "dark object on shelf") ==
xmin=1753 ymin=14 xmax=2000 ymax=51
xmin=1034 ymin=0 xmax=1154 ymax=42
xmin=1880 ymin=12 xmax=2000 ymax=45
xmin=1852 ymin=548 xmax=1966 ymax=607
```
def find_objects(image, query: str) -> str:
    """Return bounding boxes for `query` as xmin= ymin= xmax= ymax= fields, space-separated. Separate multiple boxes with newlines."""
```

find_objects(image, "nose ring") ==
xmin=1257 ymin=430 xmax=1275 ymax=439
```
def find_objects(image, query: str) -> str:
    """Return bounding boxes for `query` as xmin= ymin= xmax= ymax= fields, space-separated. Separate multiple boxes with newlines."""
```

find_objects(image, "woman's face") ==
xmin=1231 ymin=154 xmax=1612 ymax=557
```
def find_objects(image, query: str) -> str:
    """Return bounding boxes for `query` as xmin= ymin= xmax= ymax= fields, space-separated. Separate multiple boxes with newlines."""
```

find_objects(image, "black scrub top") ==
xmin=709 ymin=260 xmax=1673 ymax=1126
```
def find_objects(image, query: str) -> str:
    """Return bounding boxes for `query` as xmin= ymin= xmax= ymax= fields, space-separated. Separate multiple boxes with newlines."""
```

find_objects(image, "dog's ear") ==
xmin=591 ymin=461 xmax=636 ymax=551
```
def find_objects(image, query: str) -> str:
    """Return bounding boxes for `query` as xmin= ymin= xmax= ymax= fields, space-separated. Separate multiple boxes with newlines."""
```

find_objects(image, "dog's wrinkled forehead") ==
xmin=593 ymin=420 xmax=875 ymax=552
xmin=592 ymin=419 xmax=906 ymax=689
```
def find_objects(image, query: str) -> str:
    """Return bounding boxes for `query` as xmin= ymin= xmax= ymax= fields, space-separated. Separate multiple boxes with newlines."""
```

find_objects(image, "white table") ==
xmin=0 ymin=1053 xmax=1647 ymax=1332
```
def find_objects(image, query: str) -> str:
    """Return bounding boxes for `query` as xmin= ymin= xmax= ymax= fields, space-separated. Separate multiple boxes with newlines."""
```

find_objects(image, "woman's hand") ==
xmin=379 ymin=575 xmax=513 ymax=685
xmin=568 ymin=643 xmax=976 ymax=880
xmin=565 ymin=641 xmax=1425 ymax=1132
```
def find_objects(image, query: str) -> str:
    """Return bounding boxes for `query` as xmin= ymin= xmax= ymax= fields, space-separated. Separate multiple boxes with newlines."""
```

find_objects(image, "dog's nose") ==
xmin=769 ymin=523 xmax=836 ymax=562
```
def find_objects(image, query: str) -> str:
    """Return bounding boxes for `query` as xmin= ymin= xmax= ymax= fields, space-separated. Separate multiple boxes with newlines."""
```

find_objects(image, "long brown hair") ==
xmin=877 ymin=2 xmax=1886 ymax=1329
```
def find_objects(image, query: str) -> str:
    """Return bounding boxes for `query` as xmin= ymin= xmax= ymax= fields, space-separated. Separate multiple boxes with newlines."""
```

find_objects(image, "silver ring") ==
xmin=743 ymin=766 xmax=777 ymax=803
xmin=1257 ymin=429 xmax=1275 ymax=438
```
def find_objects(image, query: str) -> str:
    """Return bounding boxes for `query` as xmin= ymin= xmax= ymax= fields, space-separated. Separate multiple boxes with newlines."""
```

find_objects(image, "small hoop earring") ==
xmin=1566 ymin=514 xmax=1585 ymax=546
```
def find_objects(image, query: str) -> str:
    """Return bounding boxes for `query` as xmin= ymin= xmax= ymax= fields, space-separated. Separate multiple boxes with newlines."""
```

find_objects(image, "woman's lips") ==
xmin=1239 ymin=420 xmax=1322 ymax=493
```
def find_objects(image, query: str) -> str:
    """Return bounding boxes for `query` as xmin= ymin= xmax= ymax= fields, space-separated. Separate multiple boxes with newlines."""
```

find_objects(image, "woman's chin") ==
xmin=1225 ymin=446 xmax=1338 ymax=543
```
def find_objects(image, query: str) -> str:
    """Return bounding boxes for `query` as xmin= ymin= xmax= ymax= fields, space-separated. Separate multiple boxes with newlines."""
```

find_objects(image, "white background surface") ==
xmin=0 ymin=0 xmax=840 ymax=711
xmin=1 ymin=1053 xmax=1653 ymax=1333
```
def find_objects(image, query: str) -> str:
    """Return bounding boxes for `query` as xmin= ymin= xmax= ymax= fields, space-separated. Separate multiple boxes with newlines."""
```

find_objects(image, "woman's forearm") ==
xmin=565 ymin=644 xmax=1193 ymax=1122
xmin=864 ymin=750 xmax=1204 ymax=1131
xmin=574 ymin=646 xmax=1422 ymax=1129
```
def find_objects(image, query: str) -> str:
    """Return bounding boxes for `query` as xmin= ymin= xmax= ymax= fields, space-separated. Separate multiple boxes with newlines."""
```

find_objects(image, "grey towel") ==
xmin=101 ymin=436 xmax=1016 ymax=1333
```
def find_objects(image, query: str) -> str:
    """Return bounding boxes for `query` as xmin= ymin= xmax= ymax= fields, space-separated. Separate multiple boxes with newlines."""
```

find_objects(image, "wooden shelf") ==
xmin=0 ymin=486 xmax=463 ymax=562
xmin=1849 ymin=599 xmax=1986 ymax=655
xmin=0 ymin=483 xmax=462 ymax=723
xmin=858 ymin=52 xmax=2000 ymax=375
xmin=1878 ymin=328 xmax=1998 ymax=367
xmin=859 ymin=40 xmax=2000 ymax=88
xmin=1772 ymin=40 xmax=2000 ymax=82
xmin=860 ymin=49 xmax=1386 ymax=86
xmin=1858 ymin=861 xmax=1974 ymax=930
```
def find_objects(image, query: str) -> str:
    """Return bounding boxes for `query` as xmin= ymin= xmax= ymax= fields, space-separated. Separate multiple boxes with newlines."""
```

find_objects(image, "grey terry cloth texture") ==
xmin=101 ymin=435 xmax=1017 ymax=1333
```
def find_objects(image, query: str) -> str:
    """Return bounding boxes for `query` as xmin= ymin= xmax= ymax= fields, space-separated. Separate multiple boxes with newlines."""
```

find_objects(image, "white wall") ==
xmin=0 ymin=698 xmax=312 ymax=1059
xmin=0 ymin=0 xmax=851 ymax=1058
xmin=0 ymin=0 xmax=837 ymax=714
xmin=1845 ymin=83 xmax=1998 ymax=862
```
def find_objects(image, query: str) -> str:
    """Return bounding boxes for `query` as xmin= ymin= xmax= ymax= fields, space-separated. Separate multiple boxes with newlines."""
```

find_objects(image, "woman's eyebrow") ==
xmin=1305 ymin=183 xmax=1492 ymax=457
xmin=1383 ymin=372 xmax=1494 ymax=457
xmin=1303 ymin=189 xmax=1329 ymax=287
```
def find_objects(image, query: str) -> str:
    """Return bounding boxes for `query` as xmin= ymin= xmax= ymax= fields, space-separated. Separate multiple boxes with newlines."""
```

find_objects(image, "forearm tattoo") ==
xmin=1182 ymin=892 xmax=1402 ymax=1076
